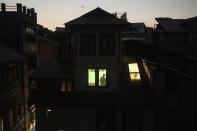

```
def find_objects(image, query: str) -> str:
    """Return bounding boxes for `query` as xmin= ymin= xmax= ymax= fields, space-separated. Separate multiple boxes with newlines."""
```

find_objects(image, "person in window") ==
xmin=100 ymin=74 xmax=106 ymax=86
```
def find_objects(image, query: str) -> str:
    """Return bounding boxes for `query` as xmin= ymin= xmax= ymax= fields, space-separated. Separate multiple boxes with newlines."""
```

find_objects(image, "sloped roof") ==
xmin=30 ymin=60 xmax=73 ymax=79
xmin=0 ymin=42 xmax=24 ymax=63
xmin=65 ymin=7 xmax=131 ymax=26
xmin=155 ymin=17 xmax=186 ymax=32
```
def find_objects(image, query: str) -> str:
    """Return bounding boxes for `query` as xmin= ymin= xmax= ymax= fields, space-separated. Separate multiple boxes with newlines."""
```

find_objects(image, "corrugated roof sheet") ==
xmin=0 ymin=42 xmax=24 ymax=63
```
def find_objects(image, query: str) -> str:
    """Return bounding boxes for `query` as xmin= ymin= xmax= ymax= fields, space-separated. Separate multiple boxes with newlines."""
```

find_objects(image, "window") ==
xmin=61 ymin=81 xmax=66 ymax=92
xmin=88 ymin=69 xmax=96 ymax=86
xmin=7 ymin=63 xmax=18 ymax=82
xmin=80 ymin=34 xmax=96 ymax=56
xmin=99 ymin=34 xmax=116 ymax=56
xmin=0 ymin=117 xmax=3 ymax=131
xmin=128 ymin=63 xmax=141 ymax=80
xmin=61 ymin=80 xmax=72 ymax=92
xmin=9 ymin=110 xmax=13 ymax=122
xmin=88 ymin=69 xmax=107 ymax=87
xmin=46 ymin=108 xmax=52 ymax=117
xmin=9 ymin=110 xmax=13 ymax=128
xmin=25 ymin=27 xmax=36 ymax=43
xmin=99 ymin=69 xmax=106 ymax=86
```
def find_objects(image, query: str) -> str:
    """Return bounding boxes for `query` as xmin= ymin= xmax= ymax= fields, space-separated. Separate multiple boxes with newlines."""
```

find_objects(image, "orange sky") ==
xmin=4 ymin=0 xmax=197 ymax=31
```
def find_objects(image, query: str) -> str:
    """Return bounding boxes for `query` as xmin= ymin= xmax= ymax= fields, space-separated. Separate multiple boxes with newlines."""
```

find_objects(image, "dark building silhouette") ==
xmin=123 ymin=16 xmax=197 ymax=131
xmin=29 ymin=7 xmax=153 ymax=131
xmin=37 ymin=25 xmax=58 ymax=64
xmin=0 ymin=3 xmax=37 ymax=131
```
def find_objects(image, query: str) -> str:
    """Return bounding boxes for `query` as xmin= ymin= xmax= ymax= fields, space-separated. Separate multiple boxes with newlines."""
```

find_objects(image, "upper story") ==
xmin=64 ymin=7 xmax=132 ymax=63
xmin=0 ymin=3 xmax=37 ymax=55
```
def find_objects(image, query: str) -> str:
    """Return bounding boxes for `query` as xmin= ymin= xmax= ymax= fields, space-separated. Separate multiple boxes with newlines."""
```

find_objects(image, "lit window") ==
xmin=61 ymin=81 xmax=66 ymax=92
xmin=99 ymin=69 xmax=106 ymax=86
xmin=46 ymin=108 xmax=52 ymax=117
xmin=128 ymin=63 xmax=141 ymax=80
xmin=61 ymin=81 xmax=72 ymax=93
xmin=47 ymin=108 xmax=52 ymax=112
xmin=88 ymin=69 xmax=107 ymax=87
xmin=88 ymin=69 xmax=96 ymax=86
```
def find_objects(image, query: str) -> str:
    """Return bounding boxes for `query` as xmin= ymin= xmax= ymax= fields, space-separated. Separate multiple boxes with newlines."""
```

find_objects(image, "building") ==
xmin=0 ymin=42 xmax=25 ymax=131
xmin=0 ymin=3 xmax=38 ymax=131
xmin=37 ymin=25 xmax=58 ymax=64
xmin=30 ymin=7 xmax=153 ymax=131
xmin=122 ymin=16 xmax=197 ymax=131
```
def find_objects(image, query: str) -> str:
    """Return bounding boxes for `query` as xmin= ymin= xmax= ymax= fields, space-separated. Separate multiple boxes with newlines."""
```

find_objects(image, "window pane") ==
xmin=128 ymin=63 xmax=141 ymax=80
xmin=130 ymin=73 xmax=141 ymax=80
xmin=99 ymin=69 xmax=106 ymax=86
xmin=99 ymin=34 xmax=116 ymax=56
xmin=88 ymin=69 xmax=95 ymax=86
xmin=128 ymin=63 xmax=139 ymax=72
xmin=61 ymin=80 xmax=66 ymax=92
xmin=80 ymin=34 xmax=96 ymax=56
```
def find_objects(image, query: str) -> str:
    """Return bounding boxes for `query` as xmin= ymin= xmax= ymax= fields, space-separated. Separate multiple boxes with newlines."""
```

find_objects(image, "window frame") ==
xmin=79 ymin=33 xmax=97 ymax=56
xmin=99 ymin=33 xmax=116 ymax=56
xmin=87 ymin=68 xmax=108 ymax=88
xmin=61 ymin=80 xmax=72 ymax=93
xmin=79 ymin=32 xmax=117 ymax=57
xmin=7 ymin=63 xmax=18 ymax=82
xmin=128 ymin=63 xmax=141 ymax=81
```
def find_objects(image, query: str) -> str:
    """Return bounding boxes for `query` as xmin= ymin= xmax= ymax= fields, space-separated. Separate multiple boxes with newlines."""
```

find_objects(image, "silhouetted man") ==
xmin=100 ymin=74 xmax=106 ymax=86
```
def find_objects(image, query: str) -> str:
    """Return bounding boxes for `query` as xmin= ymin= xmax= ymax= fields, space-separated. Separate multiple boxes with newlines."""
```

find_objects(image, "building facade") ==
xmin=30 ymin=7 xmax=152 ymax=131
xmin=0 ymin=3 xmax=37 ymax=131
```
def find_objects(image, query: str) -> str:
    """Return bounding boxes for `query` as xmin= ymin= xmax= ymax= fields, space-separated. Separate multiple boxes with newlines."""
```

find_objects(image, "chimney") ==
xmin=27 ymin=8 xmax=31 ymax=16
xmin=23 ymin=6 xmax=26 ymax=14
xmin=1 ymin=3 xmax=6 ymax=12
xmin=31 ymin=8 xmax=35 ymax=14
xmin=16 ymin=3 xmax=22 ymax=13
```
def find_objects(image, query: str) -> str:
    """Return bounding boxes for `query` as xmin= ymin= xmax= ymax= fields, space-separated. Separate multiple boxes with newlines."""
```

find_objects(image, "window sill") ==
xmin=87 ymin=86 xmax=109 ymax=88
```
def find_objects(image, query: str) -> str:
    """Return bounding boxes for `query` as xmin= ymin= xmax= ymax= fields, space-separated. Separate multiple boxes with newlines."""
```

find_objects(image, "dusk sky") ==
xmin=3 ymin=0 xmax=197 ymax=30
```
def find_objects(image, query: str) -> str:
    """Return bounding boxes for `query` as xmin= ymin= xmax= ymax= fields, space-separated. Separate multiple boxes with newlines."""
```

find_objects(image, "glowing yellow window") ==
xmin=128 ymin=63 xmax=141 ymax=80
xmin=88 ymin=69 xmax=96 ymax=86
xmin=99 ymin=69 xmax=106 ymax=86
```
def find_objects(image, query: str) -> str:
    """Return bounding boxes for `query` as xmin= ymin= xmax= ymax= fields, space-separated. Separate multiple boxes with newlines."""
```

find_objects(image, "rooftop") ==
xmin=155 ymin=17 xmax=186 ymax=32
xmin=65 ymin=7 xmax=131 ymax=27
